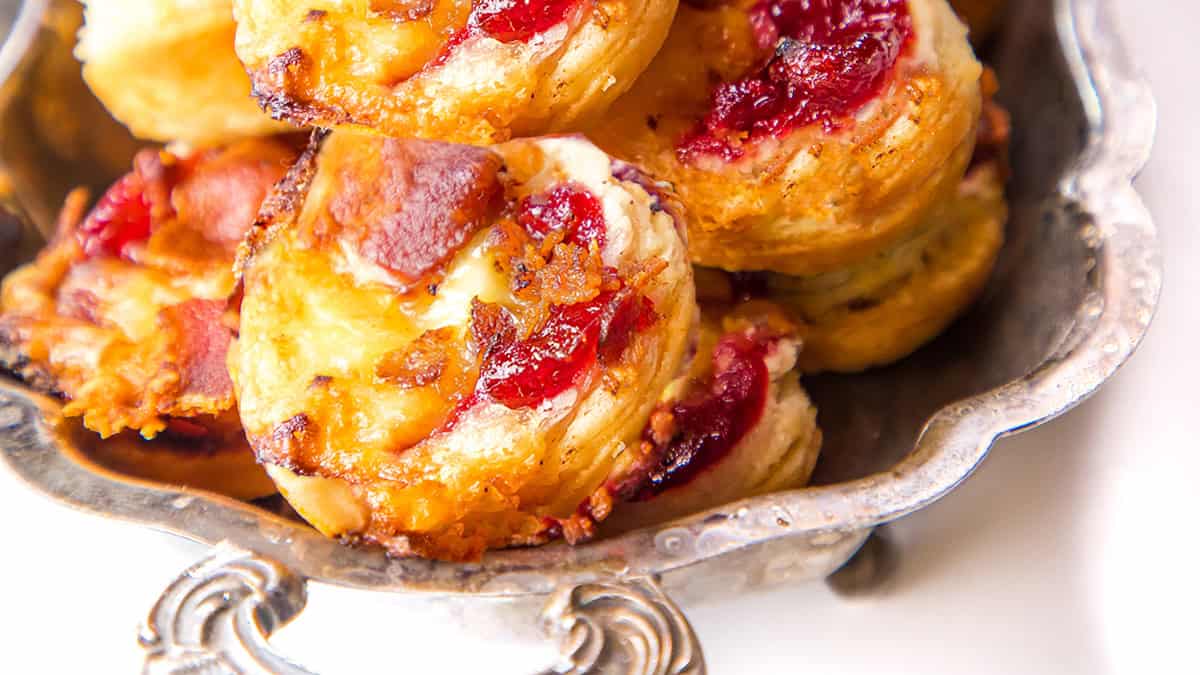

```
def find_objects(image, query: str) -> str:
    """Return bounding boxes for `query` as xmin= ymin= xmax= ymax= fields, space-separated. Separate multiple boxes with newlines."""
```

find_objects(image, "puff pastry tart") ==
xmin=588 ymin=0 xmax=982 ymax=275
xmin=0 ymin=137 xmax=300 ymax=498
xmin=232 ymin=133 xmax=695 ymax=560
xmin=605 ymin=300 xmax=821 ymax=533
xmin=77 ymin=0 xmax=291 ymax=144
xmin=232 ymin=0 xmax=678 ymax=145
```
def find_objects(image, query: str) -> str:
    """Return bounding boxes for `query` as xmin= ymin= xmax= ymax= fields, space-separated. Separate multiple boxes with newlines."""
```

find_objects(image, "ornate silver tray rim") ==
xmin=0 ymin=0 xmax=1160 ymax=669
xmin=0 ymin=0 xmax=1159 ymax=599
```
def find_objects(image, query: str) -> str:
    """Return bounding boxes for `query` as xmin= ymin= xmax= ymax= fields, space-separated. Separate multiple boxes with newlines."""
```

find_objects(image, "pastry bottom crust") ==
xmin=794 ymin=164 xmax=1005 ymax=373
xmin=697 ymin=160 xmax=1006 ymax=374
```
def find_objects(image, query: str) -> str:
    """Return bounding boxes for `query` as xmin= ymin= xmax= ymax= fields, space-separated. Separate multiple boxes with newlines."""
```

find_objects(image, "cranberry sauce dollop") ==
xmin=476 ymin=291 xmax=631 ymax=408
xmin=517 ymin=182 xmax=607 ymax=249
xmin=620 ymin=330 xmax=774 ymax=500
xmin=76 ymin=173 xmax=157 ymax=259
xmin=472 ymin=182 xmax=656 ymax=410
xmin=471 ymin=0 xmax=582 ymax=42
xmin=431 ymin=0 xmax=583 ymax=67
xmin=76 ymin=149 xmax=188 ymax=260
xmin=678 ymin=0 xmax=913 ymax=162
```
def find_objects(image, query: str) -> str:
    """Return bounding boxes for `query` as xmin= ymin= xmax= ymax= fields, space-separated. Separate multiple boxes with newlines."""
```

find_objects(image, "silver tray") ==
xmin=0 ymin=0 xmax=1159 ymax=672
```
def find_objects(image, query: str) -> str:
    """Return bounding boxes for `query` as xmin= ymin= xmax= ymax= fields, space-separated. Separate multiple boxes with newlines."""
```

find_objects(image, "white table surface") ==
xmin=2 ymin=3 xmax=1197 ymax=673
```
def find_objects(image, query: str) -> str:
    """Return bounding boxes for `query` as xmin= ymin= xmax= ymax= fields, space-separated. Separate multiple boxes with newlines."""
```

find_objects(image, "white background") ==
xmin=1 ymin=2 xmax=1197 ymax=672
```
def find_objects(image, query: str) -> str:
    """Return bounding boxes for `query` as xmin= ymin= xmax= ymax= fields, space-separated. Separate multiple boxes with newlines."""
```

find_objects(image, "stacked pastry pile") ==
xmin=0 ymin=0 xmax=1007 ymax=560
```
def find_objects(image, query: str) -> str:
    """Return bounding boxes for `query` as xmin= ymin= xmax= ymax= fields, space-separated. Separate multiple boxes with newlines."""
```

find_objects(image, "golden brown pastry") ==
xmin=232 ymin=0 xmax=678 ymax=145
xmin=232 ymin=133 xmax=696 ymax=560
xmin=76 ymin=0 xmax=291 ymax=144
xmin=605 ymin=301 xmax=821 ymax=532
xmin=588 ymin=0 xmax=982 ymax=275
xmin=0 ymin=137 xmax=300 ymax=498
xmin=697 ymin=154 xmax=1006 ymax=373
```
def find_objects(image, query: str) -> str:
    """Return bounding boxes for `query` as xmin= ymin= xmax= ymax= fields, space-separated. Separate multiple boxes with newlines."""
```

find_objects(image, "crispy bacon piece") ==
xmin=172 ymin=140 xmax=304 ymax=252
xmin=969 ymin=69 xmax=1012 ymax=175
xmin=159 ymin=299 xmax=236 ymax=403
xmin=328 ymin=139 xmax=503 ymax=285
xmin=75 ymin=148 xmax=184 ymax=259
xmin=0 ymin=136 xmax=301 ymax=440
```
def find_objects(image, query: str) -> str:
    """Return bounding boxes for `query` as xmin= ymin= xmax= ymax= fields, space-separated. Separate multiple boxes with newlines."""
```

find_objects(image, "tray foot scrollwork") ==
xmin=539 ymin=577 xmax=707 ymax=675
xmin=140 ymin=546 xmax=706 ymax=675
xmin=139 ymin=543 xmax=313 ymax=675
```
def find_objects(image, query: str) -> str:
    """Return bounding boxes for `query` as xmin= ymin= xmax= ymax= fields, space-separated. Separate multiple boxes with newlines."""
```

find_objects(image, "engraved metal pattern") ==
xmin=0 ymin=0 xmax=1161 ymax=672
xmin=140 ymin=544 xmax=313 ymax=675
xmin=539 ymin=578 xmax=706 ymax=675
xmin=137 ymin=546 xmax=706 ymax=675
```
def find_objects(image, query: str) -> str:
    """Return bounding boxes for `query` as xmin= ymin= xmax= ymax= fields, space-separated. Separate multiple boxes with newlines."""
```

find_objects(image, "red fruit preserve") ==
xmin=628 ymin=332 xmax=773 ymax=499
xmin=518 ymin=182 xmax=607 ymax=249
xmin=76 ymin=173 xmax=155 ymax=259
xmin=471 ymin=0 xmax=582 ymax=42
xmin=679 ymin=0 xmax=913 ymax=162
